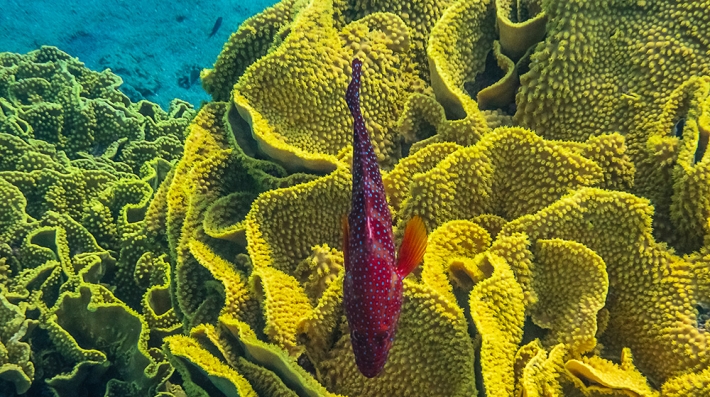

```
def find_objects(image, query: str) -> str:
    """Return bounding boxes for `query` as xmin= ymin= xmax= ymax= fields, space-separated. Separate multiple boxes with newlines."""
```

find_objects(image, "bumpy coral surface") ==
xmin=2 ymin=0 xmax=710 ymax=395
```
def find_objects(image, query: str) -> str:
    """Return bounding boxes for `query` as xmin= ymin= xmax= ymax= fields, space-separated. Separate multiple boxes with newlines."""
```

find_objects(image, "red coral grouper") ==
xmin=342 ymin=58 xmax=428 ymax=378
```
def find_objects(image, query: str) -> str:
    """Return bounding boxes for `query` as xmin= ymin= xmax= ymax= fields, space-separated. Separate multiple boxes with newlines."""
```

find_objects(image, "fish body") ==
xmin=208 ymin=17 xmax=223 ymax=38
xmin=342 ymin=58 xmax=427 ymax=378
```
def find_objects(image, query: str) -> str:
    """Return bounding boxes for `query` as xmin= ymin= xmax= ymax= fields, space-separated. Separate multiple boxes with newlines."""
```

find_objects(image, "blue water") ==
xmin=0 ymin=0 xmax=278 ymax=109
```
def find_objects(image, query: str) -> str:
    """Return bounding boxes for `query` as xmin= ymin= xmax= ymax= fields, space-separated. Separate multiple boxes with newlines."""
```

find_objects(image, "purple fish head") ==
xmin=351 ymin=327 xmax=395 ymax=378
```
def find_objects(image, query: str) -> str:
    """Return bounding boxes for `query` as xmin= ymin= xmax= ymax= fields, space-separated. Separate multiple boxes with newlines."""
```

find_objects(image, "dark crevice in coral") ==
xmin=464 ymin=50 xmax=518 ymax=115
xmin=184 ymin=359 xmax=230 ymax=397
xmin=205 ymin=235 xmax=248 ymax=269
xmin=465 ymin=51 xmax=505 ymax=103
xmin=400 ymin=119 xmax=437 ymax=158
xmin=126 ymin=206 xmax=147 ymax=224
xmin=226 ymin=102 xmax=268 ymax=160
xmin=473 ymin=334 xmax=486 ymax=397
xmin=520 ymin=316 xmax=547 ymax=346
xmin=672 ymin=117 xmax=686 ymax=138
xmin=218 ymin=325 xmax=246 ymax=360
xmin=39 ymin=271 xmax=66 ymax=310
xmin=572 ymin=372 xmax=599 ymax=388
xmin=23 ymin=268 xmax=61 ymax=306
xmin=452 ymin=285 xmax=479 ymax=347
xmin=31 ymin=327 xmax=76 ymax=382
xmin=696 ymin=303 xmax=710 ymax=331
xmin=516 ymin=48 xmax=533 ymax=78
xmin=297 ymin=353 xmax=317 ymax=377
xmin=30 ymin=229 xmax=59 ymax=256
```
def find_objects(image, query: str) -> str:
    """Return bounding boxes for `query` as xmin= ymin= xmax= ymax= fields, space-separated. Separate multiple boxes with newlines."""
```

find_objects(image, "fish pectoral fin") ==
xmin=395 ymin=216 xmax=428 ymax=279
xmin=342 ymin=215 xmax=350 ymax=272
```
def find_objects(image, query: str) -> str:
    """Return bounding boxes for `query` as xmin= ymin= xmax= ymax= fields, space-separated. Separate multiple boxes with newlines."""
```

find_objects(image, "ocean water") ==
xmin=0 ymin=0 xmax=278 ymax=109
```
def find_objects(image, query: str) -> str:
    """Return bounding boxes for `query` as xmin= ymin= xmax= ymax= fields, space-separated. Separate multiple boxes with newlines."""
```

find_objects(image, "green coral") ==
xmin=0 ymin=46 xmax=194 ymax=161
xmin=0 ymin=295 xmax=34 ymax=394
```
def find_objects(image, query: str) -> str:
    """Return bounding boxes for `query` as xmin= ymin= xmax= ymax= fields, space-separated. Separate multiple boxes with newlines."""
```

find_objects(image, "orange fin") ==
xmin=342 ymin=215 xmax=350 ymax=272
xmin=395 ymin=216 xmax=427 ymax=278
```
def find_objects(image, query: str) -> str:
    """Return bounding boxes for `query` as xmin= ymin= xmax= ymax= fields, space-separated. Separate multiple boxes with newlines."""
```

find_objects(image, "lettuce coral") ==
xmin=0 ymin=46 xmax=194 ymax=161
xmin=3 ymin=0 xmax=710 ymax=395
xmin=0 ymin=295 xmax=34 ymax=394
xmin=230 ymin=0 xmax=417 ymax=172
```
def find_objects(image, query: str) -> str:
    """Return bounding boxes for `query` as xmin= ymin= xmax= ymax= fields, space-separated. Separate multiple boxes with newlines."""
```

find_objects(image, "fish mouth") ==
xmin=356 ymin=356 xmax=388 ymax=378
xmin=359 ymin=364 xmax=385 ymax=378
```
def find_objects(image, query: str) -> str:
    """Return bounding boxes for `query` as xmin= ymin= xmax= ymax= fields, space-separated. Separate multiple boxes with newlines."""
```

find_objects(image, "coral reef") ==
xmin=2 ymin=0 xmax=710 ymax=395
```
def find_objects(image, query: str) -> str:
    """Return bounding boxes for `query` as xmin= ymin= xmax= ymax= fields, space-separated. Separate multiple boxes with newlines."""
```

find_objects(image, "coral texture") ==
xmin=2 ymin=0 xmax=710 ymax=395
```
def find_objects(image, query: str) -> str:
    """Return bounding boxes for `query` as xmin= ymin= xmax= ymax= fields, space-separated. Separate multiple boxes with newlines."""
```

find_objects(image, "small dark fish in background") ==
xmin=209 ymin=17 xmax=223 ymax=38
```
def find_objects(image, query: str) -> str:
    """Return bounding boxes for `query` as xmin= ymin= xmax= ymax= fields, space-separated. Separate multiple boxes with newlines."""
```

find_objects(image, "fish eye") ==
xmin=351 ymin=331 xmax=364 ymax=343
xmin=374 ymin=331 xmax=389 ymax=344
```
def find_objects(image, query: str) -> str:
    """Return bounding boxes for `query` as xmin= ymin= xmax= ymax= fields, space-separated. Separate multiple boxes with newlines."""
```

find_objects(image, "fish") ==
xmin=342 ymin=58 xmax=428 ymax=378
xmin=208 ymin=17 xmax=223 ymax=38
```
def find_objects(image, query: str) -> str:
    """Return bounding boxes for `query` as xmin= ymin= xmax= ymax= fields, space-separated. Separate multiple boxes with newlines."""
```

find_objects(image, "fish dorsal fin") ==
xmin=342 ymin=215 xmax=350 ymax=272
xmin=395 ymin=216 xmax=427 ymax=279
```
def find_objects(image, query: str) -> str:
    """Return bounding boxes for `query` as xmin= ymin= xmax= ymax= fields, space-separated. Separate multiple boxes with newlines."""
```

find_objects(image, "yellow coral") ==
xmin=293 ymin=244 xmax=344 ymax=305
xmin=515 ymin=0 xmax=710 ymax=143
xmin=530 ymin=238 xmax=608 ymax=356
xmin=428 ymin=0 xmax=496 ymax=119
xmin=250 ymin=266 xmax=312 ymax=356
xmin=0 ymin=295 xmax=33 ymax=394
xmin=383 ymin=140 xmax=461 ymax=215
xmin=565 ymin=348 xmax=659 ymax=397
xmin=233 ymin=0 xmax=416 ymax=171
xmin=136 ymin=252 xmax=181 ymax=336
xmin=202 ymin=192 xmax=257 ymax=246
xmin=394 ymin=93 xmax=485 ymax=156
xmin=424 ymin=219 xmax=492 ymax=301
xmin=220 ymin=316 xmax=342 ymax=397
xmin=395 ymin=127 xmax=611 ymax=234
xmin=187 ymin=323 xmax=321 ymax=397
xmin=495 ymin=0 xmax=547 ymax=60
xmin=519 ymin=343 xmax=567 ymax=397
xmin=501 ymin=188 xmax=710 ymax=384
xmin=661 ymin=367 xmax=710 ymax=396
xmin=514 ymin=340 xmax=543 ymax=396
xmin=164 ymin=102 xmax=310 ymax=327
xmin=466 ymin=252 xmax=526 ymax=397
xmin=475 ymin=41 xmax=519 ymax=110
xmin=165 ymin=334 xmax=259 ymax=397
xmin=165 ymin=104 xmax=235 ymax=326
xmin=245 ymin=165 xmax=351 ymax=274
xmin=555 ymin=133 xmax=636 ymax=191
xmin=296 ymin=269 xmax=345 ymax=365
xmin=485 ymin=232 xmax=536 ymax=305
xmin=668 ymin=76 xmax=710 ymax=252
xmin=443 ymin=234 xmax=530 ymax=396
xmin=188 ymin=240 xmax=260 ymax=330
xmin=202 ymin=0 xmax=299 ymax=101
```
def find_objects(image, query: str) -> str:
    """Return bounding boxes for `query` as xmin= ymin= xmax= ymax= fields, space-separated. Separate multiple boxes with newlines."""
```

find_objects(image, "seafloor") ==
xmin=1 ymin=0 xmax=710 ymax=396
xmin=0 ymin=0 xmax=276 ymax=108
